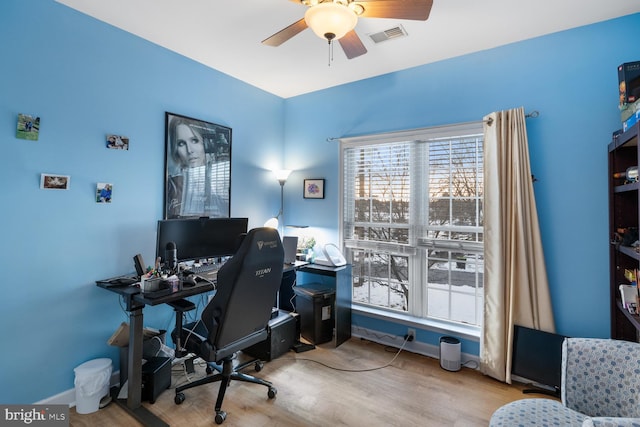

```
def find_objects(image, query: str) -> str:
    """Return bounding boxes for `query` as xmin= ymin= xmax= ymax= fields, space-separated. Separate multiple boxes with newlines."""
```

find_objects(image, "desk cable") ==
xmin=287 ymin=277 xmax=297 ymax=312
xmin=192 ymin=275 xmax=217 ymax=289
xmin=168 ymin=318 xmax=206 ymax=387
xmin=275 ymin=335 xmax=411 ymax=373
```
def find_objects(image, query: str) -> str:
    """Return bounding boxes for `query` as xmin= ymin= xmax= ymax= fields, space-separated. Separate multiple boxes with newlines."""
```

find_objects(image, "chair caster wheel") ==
xmin=255 ymin=361 xmax=264 ymax=372
xmin=174 ymin=392 xmax=185 ymax=405
xmin=268 ymin=387 xmax=277 ymax=399
xmin=215 ymin=410 xmax=227 ymax=424
xmin=206 ymin=366 xmax=213 ymax=375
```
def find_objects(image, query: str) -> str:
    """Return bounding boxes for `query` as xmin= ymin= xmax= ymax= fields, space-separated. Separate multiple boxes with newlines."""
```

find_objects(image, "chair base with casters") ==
xmin=174 ymin=354 xmax=276 ymax=425
xmin=170 ymin=227 xmax=286 ymax=425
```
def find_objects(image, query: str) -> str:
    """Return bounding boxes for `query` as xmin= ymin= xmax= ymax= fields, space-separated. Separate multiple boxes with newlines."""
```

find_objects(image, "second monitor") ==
xmin=156 ymin=217 xmax=248 ymax=266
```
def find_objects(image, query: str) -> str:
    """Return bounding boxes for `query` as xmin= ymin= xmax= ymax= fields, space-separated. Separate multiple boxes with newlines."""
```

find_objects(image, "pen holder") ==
xmin=166 ymin=275 xmax=181 ymax=292
xmin=140 ymin=276 xmax=163 ymax=293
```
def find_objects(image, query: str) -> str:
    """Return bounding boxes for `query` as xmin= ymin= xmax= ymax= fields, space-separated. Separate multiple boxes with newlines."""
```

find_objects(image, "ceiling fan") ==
xmin=262 ymin=0 xmax=434 ymax=60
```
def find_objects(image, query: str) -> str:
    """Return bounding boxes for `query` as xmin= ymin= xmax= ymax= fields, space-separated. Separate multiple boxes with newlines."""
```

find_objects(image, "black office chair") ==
xmin=171 ymin=227 xmax=284 ymax=424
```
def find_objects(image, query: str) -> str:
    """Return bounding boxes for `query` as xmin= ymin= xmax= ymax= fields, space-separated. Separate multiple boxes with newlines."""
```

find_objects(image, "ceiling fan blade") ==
xmin=339 ymin=30 xmax=367 ymax=59
xmin=357 ymin=0 xmax=434 ymax=21
xmin=262 ymin=18 xmax=308 ymax=47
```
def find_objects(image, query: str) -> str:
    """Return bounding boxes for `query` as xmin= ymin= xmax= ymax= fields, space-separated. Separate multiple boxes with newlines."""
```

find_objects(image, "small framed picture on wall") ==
xmin=303 ymin=178 xmax=325 ymax=199
xmin=96 ymin=182 xmax=113 ymax=203
xmin=17 ymin=113 xmax=40 ymax=141
xmin=40 ymin=173 xmax=70 ymax=190
xmin=106 ymin=134 xmax=129 ymax=150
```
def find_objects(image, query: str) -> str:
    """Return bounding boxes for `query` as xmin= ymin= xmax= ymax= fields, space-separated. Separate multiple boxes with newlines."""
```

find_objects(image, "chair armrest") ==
xmin=583 ymin=417 xmax=640 ymax=427
xmin=168 ymin=298 xmax=196 ymax=312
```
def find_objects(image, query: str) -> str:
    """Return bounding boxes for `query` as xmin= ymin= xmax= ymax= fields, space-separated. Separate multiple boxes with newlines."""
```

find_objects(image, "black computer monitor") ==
xmin=511 ymin=325 xmax=566 ymax=396
xmin=156 ymin=217 xmax=248 ymax=265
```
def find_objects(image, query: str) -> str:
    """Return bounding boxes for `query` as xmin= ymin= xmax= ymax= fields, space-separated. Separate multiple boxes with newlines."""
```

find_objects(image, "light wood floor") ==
xmin=69 ymin=338 xmax=535 ymax=427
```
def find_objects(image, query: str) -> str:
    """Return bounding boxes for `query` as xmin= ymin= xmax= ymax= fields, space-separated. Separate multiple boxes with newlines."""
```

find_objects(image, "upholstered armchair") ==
xmin=490 ymin=338 xmax=640 ymax=427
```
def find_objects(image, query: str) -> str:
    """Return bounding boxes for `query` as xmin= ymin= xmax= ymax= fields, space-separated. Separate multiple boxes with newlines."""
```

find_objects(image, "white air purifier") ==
xmin=439 ymin=336 xmax=461 ymax=372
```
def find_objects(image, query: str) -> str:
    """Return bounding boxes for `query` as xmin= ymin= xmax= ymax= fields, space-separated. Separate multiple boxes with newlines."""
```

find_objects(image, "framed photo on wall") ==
xmin=40 ymin=173 xmax=69 ymax=190
xmin=303 ymin=178 xmax=325 ymax=199
xmin=164 ymin=112 xmax=232 ymax=219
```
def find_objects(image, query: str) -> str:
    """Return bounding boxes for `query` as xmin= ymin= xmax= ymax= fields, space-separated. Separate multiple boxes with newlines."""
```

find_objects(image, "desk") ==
xmin=97 ymin=263 xmax=301 ymax=426
xmin=97 ymin=279 xmax=214 ymax=427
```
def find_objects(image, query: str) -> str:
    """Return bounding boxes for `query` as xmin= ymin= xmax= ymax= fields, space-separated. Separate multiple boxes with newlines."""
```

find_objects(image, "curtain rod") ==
xmin=484 ymin=110 xmax=539 ymax=127
xmin=325 ymin=110 xmax=540 ymax=142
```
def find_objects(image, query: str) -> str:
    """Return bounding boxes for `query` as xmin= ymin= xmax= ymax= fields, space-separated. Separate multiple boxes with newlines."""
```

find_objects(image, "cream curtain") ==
xmin=480 ymin=107 xmax=555 ymax=383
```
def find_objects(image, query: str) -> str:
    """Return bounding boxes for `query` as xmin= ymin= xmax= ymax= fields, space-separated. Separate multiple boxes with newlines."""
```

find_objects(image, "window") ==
xmin=341 ymin=122 xmax=484 ymax=327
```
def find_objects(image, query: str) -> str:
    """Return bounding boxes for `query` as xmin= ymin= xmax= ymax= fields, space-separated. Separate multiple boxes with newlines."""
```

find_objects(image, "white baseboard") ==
xmin=351 ymin=325 xmax=479 ymax=369
xmin=36 ymin=370 xmax=121 ymax=407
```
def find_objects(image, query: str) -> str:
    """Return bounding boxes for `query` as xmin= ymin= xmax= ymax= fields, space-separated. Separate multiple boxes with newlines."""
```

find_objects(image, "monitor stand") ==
xmin=522 ymin=384 xmax=560 ymax=398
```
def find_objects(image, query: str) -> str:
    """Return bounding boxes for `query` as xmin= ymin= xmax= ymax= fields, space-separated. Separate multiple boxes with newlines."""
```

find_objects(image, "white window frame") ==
xmin=339 ymin=121 xmax=484 ymax=332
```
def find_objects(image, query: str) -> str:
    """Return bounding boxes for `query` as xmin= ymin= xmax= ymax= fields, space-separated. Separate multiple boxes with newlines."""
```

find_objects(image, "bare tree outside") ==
xmin=351 ymin=144 xmax=411 ymax=310
xmin=345 ymin=133 xmax=484 ymax=326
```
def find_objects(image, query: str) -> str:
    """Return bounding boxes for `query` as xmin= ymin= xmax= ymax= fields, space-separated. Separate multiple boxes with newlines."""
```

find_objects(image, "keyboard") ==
xmin=195 ymin=269 xmax=218 ymax=283
xmin=183 ymin=263 xmax=218 ymax=275
xmin=183 ymin=264 xmax=218 ymax=283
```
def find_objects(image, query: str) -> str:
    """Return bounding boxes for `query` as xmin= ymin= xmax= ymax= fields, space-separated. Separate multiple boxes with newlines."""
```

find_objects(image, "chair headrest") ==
xmin=235 ymin=228 xmax=281 ymax=256
xmin=201 ymin=226 xmax=284 ymax=351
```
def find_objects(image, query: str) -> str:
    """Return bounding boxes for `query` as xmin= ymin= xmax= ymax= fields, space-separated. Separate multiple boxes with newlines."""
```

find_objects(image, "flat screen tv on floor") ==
xmin=511 ymin=325 xmax=567 ymax=397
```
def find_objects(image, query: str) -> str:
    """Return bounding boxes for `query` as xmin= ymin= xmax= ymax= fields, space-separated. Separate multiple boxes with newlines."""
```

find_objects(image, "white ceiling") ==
xmin=56 ymin=0 xmax=640 ymax=99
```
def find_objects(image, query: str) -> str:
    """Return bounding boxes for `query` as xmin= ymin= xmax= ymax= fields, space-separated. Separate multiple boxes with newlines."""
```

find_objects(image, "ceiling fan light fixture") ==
xmin=348 ymin=3 xmax=365 ymax=15
xmin=304 ymin=2 xmax=357 ymax=42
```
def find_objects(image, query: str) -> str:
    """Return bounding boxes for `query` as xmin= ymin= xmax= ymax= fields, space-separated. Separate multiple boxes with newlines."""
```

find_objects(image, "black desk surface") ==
xmin=298 ymin=263 xmax=348 ymax=276
xmin=96 ymin=279 xmax=214 ymax=306
xmin=136 ymin=281 xmax=214 ymax=305
xmin=97 ymin=261 xmax=304 ymax=306
xmin=286 ymin=260 xmax=308 ymax=269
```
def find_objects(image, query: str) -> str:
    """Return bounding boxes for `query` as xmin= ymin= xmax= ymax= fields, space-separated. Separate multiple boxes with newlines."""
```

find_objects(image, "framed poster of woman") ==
xmin=164 ymin=112 xmax=232 ymax=219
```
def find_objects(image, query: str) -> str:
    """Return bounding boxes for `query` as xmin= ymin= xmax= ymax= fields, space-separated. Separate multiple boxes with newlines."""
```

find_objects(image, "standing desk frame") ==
xmin=97 ymin=281 xmax=214 ymax=427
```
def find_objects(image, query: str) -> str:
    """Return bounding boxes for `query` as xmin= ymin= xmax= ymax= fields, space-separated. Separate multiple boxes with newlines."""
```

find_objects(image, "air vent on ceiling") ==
xmin=368 ymin=25 xmax=408 ymax=44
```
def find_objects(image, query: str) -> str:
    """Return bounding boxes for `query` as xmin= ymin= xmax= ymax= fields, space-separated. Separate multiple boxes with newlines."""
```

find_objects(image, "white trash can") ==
xmin=74 ymin=358 xmax=112 ymax=414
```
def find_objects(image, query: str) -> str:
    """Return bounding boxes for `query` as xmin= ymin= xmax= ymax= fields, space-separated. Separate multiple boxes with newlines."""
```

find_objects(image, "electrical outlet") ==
xmin=405 ymin=328 xmax=416 ymax=342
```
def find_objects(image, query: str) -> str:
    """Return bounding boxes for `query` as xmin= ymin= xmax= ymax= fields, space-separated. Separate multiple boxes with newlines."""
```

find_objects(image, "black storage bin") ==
xmin=294 ymin=283 xmax=335 ymax=345
xmin=141 ymin=356 xmax=171 ymax=404
xmin=244 ymin=310 xmax=297 ymax=361
xmin=118 ymin=329 xmax=167 ymax=387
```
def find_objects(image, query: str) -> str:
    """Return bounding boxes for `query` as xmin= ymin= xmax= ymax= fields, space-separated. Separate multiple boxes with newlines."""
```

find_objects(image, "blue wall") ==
xmin=283 ymin=14 xmax=640 ymax=345
xmin=2 ymin=0 xmax=639 ymax=404
xmin=0 ymin=0 xmax=285 ymax=404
